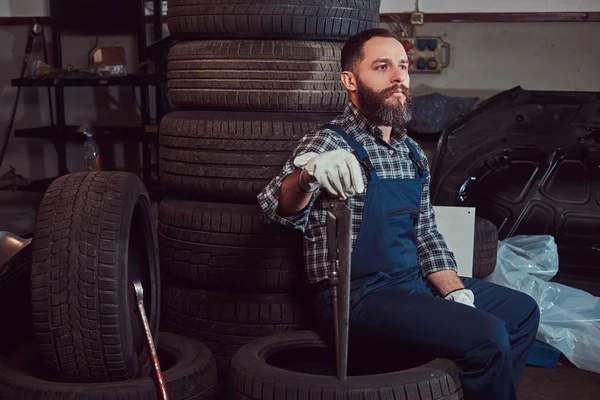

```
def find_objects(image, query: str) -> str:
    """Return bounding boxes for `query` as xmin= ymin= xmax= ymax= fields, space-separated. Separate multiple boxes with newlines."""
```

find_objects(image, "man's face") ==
xmin=353 ymin=36 xmax=413 ymax=127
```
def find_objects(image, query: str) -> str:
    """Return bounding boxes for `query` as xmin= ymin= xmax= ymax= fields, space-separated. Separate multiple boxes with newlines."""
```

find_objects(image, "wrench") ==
xmin=324 ymin=198 xmax=352 ymax=380
xmin=130 ymin=279 xmax=168 ymax=399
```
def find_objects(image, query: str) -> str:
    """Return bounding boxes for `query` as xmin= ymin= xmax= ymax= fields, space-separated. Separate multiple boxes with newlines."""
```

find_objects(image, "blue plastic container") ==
xmin=526 ymin=340 xmax=562 ymax=369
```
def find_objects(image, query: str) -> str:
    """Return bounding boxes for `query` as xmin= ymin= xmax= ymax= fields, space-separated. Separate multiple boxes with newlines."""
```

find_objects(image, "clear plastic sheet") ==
xmin=485 ymin=235 xmax=600 ymax=375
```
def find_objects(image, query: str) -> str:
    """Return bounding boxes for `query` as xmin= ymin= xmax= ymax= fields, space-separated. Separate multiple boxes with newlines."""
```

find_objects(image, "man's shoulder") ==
xmin=404 ymin=135 xmax=432 ymax=169
xmin=314 ymin=112 xmax=348 ymax=132
xmin=403 ymin=135 xmax=425 ymax=153
xmin=299 ymin=115 xmax=351 ymax=147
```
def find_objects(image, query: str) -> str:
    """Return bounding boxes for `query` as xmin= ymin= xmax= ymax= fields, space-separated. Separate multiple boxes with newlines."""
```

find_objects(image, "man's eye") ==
xmin=400 ymin=65 xmax=407 ymax=70
xmin=377 ymin=65 xmax=387 ymax=70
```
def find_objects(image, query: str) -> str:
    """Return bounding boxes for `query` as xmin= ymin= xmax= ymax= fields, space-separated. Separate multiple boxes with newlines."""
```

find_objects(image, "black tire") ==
xmin=30 ymin=172 xmax=160 ymax=383
xmin=166 ymin=0 xmax=381 ymax=41
xmin=158 ymin=197 xmax=303 ymax=293
xmin=158 ymin=198 xmax=301 ymax=251
xmin=229 ymin=331 xmax=463 ymax=400
xmin=159 ymin=229 xmax=302 ymax=295
xmin=473 ymin=217 xmax=498 ymax=279
xmin=0 ymin=332 xmax=217 ymax=400
xmin=163 ymin=285 xmax=304 ymax=374
xmin=167 ymin=40 xmax=348 ymax=112
xmin=159 ymin=110 xmax=337 ymax=203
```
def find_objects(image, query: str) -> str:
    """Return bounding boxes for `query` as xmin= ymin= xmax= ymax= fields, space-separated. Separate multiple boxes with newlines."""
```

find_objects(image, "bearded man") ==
xmin=258 ymin=28 xmax=540 ymax=400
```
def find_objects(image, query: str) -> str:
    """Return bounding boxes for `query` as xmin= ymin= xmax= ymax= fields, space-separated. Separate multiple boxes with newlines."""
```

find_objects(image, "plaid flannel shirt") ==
xmin=257 ymin=101 xmax=458 ymax=284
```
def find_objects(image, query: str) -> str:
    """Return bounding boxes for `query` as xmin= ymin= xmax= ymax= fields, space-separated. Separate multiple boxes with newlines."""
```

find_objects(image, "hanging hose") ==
xmin=0 ymin=86 xmax=23 ymax=171
xmin=0 ymin=21 xmax=52 ymax=173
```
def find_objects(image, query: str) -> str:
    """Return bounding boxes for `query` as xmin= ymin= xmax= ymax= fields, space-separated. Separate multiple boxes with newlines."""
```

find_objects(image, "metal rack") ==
xmin=10 ymin=0 xmax=165 ymax=186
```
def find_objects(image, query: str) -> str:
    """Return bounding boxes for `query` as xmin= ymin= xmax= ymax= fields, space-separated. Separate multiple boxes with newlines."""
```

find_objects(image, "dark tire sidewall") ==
xmin=117 ymin=176 xmax=161 ymax=379
xmin=230 ymin=331 xmax=462 ymax=393
xmin=0 ymin=333 xmax=216 ymax=398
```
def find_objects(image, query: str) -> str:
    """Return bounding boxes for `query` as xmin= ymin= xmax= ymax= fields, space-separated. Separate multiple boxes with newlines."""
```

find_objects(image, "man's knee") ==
xmin=525 ymin=294 xmax=541 ymax=333
xmin=480 ymin=279 xmax=541 ymax=329
xmin=511 ymin=290 xmax=541 ymax=331
xmin=478 ymin=316 xmax=512 ymax=355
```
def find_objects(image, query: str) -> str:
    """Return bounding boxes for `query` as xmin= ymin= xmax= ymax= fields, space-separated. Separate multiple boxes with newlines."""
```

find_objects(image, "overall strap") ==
xmin=403 ymin=138 xmax=426 ymax=179
xmin=323 ymin=123 xmax=378 ymax=181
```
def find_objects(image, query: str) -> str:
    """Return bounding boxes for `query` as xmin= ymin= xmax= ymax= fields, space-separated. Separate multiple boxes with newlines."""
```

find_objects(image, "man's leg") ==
xmin=314 ymin=281 xmax=537 ymax=400
xmin=460 ymin=276 xmax=540 ymax=385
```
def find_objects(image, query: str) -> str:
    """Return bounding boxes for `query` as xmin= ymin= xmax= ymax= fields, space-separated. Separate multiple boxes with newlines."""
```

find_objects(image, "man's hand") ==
xmin=444 ymin=288 xmax=476 ymax=308
xmin=293 ymin=149 xmax=365 ymax=200
xmin=426 ymin=270 xmax=475 ymax=307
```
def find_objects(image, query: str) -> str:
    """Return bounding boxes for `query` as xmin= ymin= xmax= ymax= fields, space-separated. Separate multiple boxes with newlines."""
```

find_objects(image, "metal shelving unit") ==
xmin=10 ymin=0 xmax=165 ymax=187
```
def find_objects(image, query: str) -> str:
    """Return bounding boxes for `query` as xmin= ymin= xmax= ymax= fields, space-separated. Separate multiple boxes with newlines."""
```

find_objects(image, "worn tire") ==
xmin=163 ymin=286 xmax=304 ymax=375
xmin=157 ymin=199 xmax=303 ymax=293
xmin=157 ymin=198 xmax=301 ymax=247
xmin=229 ymin=331 xmax=463 ymax=400
xmin=30 ymin=172 xmax=160 ymax=383
xmin=0 ymin=333 xmax=217 ymax=400
xmin=159 ymin=199 xmax=302 ymax=293
xmin=159 ymin=110 xmax=336 ymax=203
xmin=473 ymin=217 xmax=498 ymax=279
xmin=166 ymin=0 xmax=381 ymax=41
xmin=167 ymin=40 xmax=347 ymax=112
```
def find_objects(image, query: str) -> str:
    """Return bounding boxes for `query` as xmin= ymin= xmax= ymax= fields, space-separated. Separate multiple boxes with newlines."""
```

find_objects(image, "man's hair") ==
xmin=341 ymin=28 xmax=401 ymax=74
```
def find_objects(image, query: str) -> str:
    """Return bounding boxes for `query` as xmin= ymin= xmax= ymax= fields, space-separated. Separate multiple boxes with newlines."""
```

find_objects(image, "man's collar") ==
xmin=345 ymin=101 xmax=407 ymax=141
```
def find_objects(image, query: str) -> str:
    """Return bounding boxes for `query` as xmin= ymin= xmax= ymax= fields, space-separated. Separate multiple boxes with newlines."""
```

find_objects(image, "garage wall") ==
xmin=0 ymin=0 xmax=49 ymax=16
xmin=1 ymin=6 xmax=599 ymax=180
xmin=382 ymin=0 xmax=600 ymax=13
xmin=394 ymin=22 xmax=600 ymax=98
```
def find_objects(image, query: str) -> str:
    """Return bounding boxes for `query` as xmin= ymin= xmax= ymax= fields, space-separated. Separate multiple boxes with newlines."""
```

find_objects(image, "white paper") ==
xmin=433 ymin=206 xmax=476 ymax=277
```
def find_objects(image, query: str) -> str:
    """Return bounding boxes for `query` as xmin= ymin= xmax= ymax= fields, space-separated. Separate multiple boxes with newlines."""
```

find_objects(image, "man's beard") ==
xmin=355 ymin=78 xmax=413 ymax=127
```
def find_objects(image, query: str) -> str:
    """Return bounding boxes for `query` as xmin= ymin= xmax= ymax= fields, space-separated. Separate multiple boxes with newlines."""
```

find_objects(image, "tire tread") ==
xmin=167 ymin=40 xmax=348 ymax=112
xmin=30 ymin=172 xmax=153 ymax=382
xmin=228 ymin=331 xmax=463 ymax=400
xmin=473 ymin=217 xmax=498 ymax=279
xmin=166 ymin=0 xmax=381 ymax=41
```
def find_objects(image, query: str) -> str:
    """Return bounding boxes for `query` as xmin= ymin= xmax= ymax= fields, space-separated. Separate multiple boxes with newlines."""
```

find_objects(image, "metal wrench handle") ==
xmin=325 ymin=198 xmax=352 ymax=381
xmin=130 ymin=280 xmax=169 ymax=400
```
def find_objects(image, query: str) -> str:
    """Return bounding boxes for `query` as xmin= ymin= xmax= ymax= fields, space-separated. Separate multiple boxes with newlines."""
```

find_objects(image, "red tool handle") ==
xmin=130 ymin=280 xmax=169 ymax=399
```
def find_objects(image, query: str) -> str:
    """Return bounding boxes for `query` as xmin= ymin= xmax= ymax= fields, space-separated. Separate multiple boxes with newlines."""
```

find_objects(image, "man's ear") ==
xmin=341 ymin=71 xmax=357 ymax=92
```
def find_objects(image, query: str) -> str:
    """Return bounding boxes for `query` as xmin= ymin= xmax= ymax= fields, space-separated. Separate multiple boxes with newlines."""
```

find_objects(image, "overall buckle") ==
xmin=409 ymin=151 xmax=424 ymax=176
xmin=359 ymin=156 xmax=375 ymax=177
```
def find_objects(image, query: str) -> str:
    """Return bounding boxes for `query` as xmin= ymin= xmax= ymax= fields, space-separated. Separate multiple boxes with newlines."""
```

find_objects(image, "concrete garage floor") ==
xmin=520 ymin=363 xmax=600 ymax=399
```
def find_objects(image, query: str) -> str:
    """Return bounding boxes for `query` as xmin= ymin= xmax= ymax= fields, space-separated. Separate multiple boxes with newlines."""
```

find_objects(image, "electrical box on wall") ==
xmin=400 ymin=37 xmax=450 ymax=73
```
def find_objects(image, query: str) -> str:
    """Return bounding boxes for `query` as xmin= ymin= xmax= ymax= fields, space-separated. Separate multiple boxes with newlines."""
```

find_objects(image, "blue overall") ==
xmin=312 ymin=124 xmax=540 ymax=400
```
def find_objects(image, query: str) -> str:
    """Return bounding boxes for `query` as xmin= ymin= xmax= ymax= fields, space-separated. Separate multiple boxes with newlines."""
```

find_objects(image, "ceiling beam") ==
xmin=380 ymin=12 xmax=600 ymax=23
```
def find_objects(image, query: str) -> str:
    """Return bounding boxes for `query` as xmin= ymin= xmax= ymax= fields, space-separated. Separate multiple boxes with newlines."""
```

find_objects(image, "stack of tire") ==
xmin=159 ymin=0 xmax=383 ymax=383
xmin=0 ymin=171 xmax=218 ymax=399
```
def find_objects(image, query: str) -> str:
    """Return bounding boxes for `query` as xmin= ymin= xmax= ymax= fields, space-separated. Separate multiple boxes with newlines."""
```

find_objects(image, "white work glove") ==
xmin=293 ymin=149 xmax=365 ymax=200
xmin=444 ymin=288 xmax=475 ymax=308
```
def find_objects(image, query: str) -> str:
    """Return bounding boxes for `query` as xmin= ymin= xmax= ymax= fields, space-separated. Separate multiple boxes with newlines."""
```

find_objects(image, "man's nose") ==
xmin=390 ymin=66 xmax=405 ymax=83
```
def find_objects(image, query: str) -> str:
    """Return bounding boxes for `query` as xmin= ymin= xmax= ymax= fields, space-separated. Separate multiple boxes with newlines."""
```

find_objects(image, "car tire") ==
xmin=30 ymin=172 xmax=160 ymax=382
xmin=166 ymin=0 xmax=381 ymax=41
xmin=157 ymin=199 xmax=303 ymax=294
xmin=0 ymin=332 xmax=217 ymax=399
xmin=167 ymin=40 xmax=347 ymax=112
xmin=158 ymin=110 xmax=337 ymax=203
xmin=473 ymin=217 xmax=498 ymax=279
xmin=229 ymin=330 xmax=463 ymax=400
xmin=163 ymin=285 xmax=305 ymax=375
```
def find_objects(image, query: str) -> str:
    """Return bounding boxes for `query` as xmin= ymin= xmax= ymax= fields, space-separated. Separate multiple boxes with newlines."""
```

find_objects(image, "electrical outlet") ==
xmin=410 ymin=12 xmax=425 ymax=25
xmin=400 ymin=36 xmax=451 ymax=74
